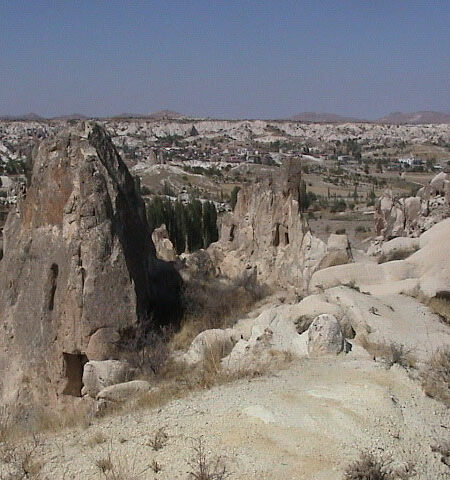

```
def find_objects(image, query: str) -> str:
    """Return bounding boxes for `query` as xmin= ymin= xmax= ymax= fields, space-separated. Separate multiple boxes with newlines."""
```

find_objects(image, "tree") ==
xmin=298 ymin=180 xmax=310 ymax=212
xmin=230 ymin=186 xmax=240 ymax=210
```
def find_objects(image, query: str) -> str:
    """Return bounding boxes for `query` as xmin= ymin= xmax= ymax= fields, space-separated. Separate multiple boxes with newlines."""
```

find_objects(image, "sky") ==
xmin=1 ymin=1 xmax=449 ymax=119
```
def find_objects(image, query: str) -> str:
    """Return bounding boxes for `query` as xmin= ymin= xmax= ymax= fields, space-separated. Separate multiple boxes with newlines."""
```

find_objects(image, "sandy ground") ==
xmin=24 ymin=352 xmax=449 ymax=480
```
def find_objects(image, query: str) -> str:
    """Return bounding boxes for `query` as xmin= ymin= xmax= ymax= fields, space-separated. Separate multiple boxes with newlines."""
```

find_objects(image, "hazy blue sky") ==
xmin=1 ymin=1 xmax=449 ymax=118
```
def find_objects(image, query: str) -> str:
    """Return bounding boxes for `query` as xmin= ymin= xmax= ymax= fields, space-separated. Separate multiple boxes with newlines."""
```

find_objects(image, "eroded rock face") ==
xmin=208 ymin=161 xmax=327 ymax=293
xmin=375 ymin=172 xmax=449 ymax=240
xmin=0 ymin=123 xmax=182 ymax=406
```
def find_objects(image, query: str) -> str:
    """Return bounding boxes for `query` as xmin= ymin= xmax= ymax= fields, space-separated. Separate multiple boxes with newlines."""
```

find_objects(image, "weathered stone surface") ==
xmin=375 ymin=173 xmax=449 ymax=240
xmin=0 ymin=123 xmax=182 ymax=406
xmin=307 ymin=314 xmax=344 ymax=357
xmin=151 ymin=224 xmax=177 ymax=261
xmin=182 ymin=329 xmax=238 ymax=366
xmin=379 ymin=237 xmax=419 ymax=263
xmin=311 ymin=218 xmax=450 ymax=299
xmin=317 ymin=250 xmax=351 ymax=270
xmin=208 ymin=161 xmax=327 ymax=293
xmin=96 ymin=380 xmax=151 ymax=402
xmin=82 ymin=360 xmax=133 ymax=398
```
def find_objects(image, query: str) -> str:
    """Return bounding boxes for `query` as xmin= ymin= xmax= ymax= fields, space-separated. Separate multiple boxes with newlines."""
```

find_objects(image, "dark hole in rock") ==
xmin=47 ymin=263 xmax=59 ymax=311
xmin=273 ymin=223 xmax=280 ymax=247
xmin=284 ymin=231 xmax=290 ymax=245
xmin=62 ymin=352 xmax=88 ymax=396
xmin=229 ymin=224 xmax=235 ymax=242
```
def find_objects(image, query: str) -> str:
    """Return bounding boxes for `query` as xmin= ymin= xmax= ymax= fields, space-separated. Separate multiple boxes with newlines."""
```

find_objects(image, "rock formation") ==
xmin=208 ymin=160 xmax=328 ymax=293
xmin=374 ymin=172 xmax=449 ymax=240
xmin=0 ymin=123 xmax=182 ymax=407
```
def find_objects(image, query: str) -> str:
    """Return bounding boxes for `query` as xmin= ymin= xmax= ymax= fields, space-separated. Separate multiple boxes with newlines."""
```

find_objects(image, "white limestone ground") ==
xmin=29 ymin=352 xmax=449 ymax=480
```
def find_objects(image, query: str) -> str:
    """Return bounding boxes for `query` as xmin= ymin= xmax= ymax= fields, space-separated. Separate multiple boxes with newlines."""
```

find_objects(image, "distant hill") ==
xmin=147 ymin=110 xmax=186 ymax=120
xmin=0 ymin=112 xmax=44 ymax=121
xmin=290 ymin=112 xmax=364 ymax=123
xmin=51 ymin=113 xmax=89 ymax=121
xmin=376 ymin=111 xmax=450 ymax=124
xmin=112 ymin=110 xmax=186 ymax=120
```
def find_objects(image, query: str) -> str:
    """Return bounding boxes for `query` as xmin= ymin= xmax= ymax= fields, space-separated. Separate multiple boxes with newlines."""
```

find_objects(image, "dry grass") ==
xmin=358 ymin=338 xmax=416 ymax=369
xmin=420 ymin=347 xmax=450 ymax=406
xmin=172 ymin=273 xmax=268 ymax=351
xmin=117 ymin=348 xmax=293 ymax=416
xmin=428 ymin=292 xmax=450 ymax=326
xmin=95 ymin=441 xmax=150 ymax=480
xmin=147 ymin=427 xmax=168 ymax=451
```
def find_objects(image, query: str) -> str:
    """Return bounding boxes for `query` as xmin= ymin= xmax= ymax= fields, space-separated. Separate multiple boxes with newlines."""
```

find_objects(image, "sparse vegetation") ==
xmin=343 ymin=451 xmax=414 ymax=480
xmin=147 ymin=427 xmax=168 ymax=451
xmin=420 ymin=347 xmax=450 ymax=406
xmin=359 ymin=338 xmax=416 ymax=369
xmin=188 ymin=437 xmax=230 ymax=480
xmin=173 ymin=272 xmax=268 ymax=351
xmin=428 ymin=291 xmax=450 ymax=325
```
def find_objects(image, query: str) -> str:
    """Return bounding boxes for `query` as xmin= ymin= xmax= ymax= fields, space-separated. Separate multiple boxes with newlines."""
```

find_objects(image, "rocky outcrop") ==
xmin=311 ymin=218 xmax=450 ymax=299
xmin=375 ymin=172 xmax=449 ymax=240
xmin=0 ymin=123 xmax=182 ymax=406
xmin=208 ymin=161 xmax=327 ymax=293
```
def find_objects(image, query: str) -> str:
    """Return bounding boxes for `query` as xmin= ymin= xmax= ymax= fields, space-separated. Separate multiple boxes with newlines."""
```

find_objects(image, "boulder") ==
xmin=82 ymin=360 xmax=133 ymax=398
xmin=307 ymin=314 xmax=344 ymax=357
xmin=182 ymin=329 xmax=238 ymax=366
xmin=86 ymin=327 xmax=121 ymax=361
xmin=96 ymin=380 xmax=151 ymax=403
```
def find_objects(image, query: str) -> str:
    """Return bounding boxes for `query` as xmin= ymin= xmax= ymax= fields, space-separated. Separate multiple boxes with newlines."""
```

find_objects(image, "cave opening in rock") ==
xmin=229 ymin=224 xmax=235 ymax=242
xmin=62 ymin=352 xmax=88 ymax=396
xmin=47 ymin=263 xmax=59 ymax=311
xmin=284 ymin=231 xmax=290 ymax=245
xmin=273 ymin=223 xmax=280 ymax=247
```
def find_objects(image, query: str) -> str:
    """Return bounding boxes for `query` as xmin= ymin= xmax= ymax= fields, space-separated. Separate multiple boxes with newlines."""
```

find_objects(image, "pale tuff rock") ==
xmin=96 ymin=380 xmax=151 ymax=403
xmin=375 ymin=172 xmax=449 ymax=240
xmin=151 ymin=223 xmax=177 ymax=261
xmin=307 ymin=314 xmax=344 ymax=357
xmin=82 ymin=360 xmax=134 ymax=398
xmin=0 ymin=123 xmax=182 ymax=406
xmin=311 ymin=218 xmax=450 ymax=299
xmin=181 ymin=329 xmax=238 ymax=366
xmin=208 ymin=162 xmax=327 ymax=293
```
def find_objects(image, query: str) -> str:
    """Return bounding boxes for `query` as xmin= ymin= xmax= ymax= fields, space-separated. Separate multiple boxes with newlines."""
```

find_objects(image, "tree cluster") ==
xmin=146 ymin=196 xmax=219 ymax=255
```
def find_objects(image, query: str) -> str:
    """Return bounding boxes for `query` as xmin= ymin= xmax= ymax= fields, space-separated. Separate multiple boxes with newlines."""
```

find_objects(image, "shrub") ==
xmin=421 ymin=347 xmax=450 ymax=406
xmin=188 ymin=437 xmax=230 ymax=480
xmin=335 ymin=228 xmax=346 ymax=234
xmin=343 ymin=451 xmax=414 ymax=479
xmin=344 ymin=452 xmax=389 ymax=479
